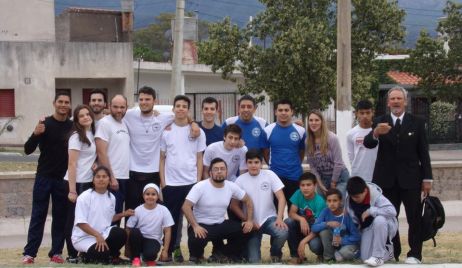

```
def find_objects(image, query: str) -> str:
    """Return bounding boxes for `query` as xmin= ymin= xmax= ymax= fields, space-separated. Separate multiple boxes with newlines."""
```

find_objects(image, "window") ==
xmin=0 ymin=89 xmax=15 ymax=117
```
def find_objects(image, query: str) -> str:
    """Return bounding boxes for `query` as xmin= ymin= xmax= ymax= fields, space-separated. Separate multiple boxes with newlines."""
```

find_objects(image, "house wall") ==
xmin=0 ymin=0 xmax=55 ymax=42
xmin=0 ymin=42 xmax=133 ymax=144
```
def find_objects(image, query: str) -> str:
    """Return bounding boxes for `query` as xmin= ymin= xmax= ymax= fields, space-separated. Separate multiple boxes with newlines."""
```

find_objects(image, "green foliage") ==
xmin=406 ymin=1 xmax=462 ymax=101
xmin=134 ymin=13 xmax=210 ymax=62
xmin=429 ymin=101 xmax=456 ymax=136
xmin=199 ymin=0 xmax=405 ymax=115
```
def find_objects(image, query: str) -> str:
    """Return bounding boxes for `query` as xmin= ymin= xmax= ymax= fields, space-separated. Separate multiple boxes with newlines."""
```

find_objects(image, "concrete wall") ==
xmin=2 ymin=161 xmax=460 ymax=218
xmin=0 ymin=42 xmax=134 ymax=144
xmin=0 ymin=0 xmax=55 ymax=42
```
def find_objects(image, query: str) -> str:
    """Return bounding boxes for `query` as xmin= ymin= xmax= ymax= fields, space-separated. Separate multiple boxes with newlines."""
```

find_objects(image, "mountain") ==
xmin=54 ymin=0 xmax=461 ymax=47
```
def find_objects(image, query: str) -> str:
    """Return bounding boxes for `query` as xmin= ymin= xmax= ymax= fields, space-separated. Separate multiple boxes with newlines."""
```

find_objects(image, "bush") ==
xmin=429 ymin=101 xmax=456 ymax=137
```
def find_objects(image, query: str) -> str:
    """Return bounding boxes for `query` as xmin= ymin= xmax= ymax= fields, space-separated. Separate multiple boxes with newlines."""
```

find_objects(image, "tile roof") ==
xmin=387 ymin=71 xmax=420 ymax=85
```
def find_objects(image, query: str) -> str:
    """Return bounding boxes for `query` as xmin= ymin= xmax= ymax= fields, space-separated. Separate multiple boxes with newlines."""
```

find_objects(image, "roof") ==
xmin=64 ymin=7 xmax=122 ymax=15
xmin=387 ymin=71 xmax=420 ymax=86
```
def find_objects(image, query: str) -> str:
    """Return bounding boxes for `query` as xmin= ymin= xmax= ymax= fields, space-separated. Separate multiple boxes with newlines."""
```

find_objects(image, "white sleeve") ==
xmin=239 ymin=147 xmax=248 ymax=170
xmin=196 ymin=129 xmax=207 ymax=152
xmin=203 ymin=147 xmax=212 ymax=166
xmin=229 ymin=182 xmax=246 ymax=200
xmin=161 ymin=206 xmax=175 ymax=228
xmin=160 ymin=132 xmax=167 ymax=152
xmin=346 ymin=130 xmax=354 ymax=164
xmin=68 ymin=133 xmax=82 ymax=151
xmin=95 ymin=120 xmax=110 ymax=142
xmin=185 ymin=183 xmax=202 ymax=204
xmin=270 ymin=172 xmax=285 ymax=193
xmin=74 ymin=193 xmax=90 ymax=225
xmin=126 ymin=208 xmax=138 ymax=228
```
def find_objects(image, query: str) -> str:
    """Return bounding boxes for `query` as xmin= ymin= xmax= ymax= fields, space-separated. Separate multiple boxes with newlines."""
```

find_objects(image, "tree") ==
xmin=134 ymin=13 xmax=210 ymax=62
xmin=406 ymin=1 xmax=462 ymax=101
xmin=199 ymin=0 xmax=405 ymax=114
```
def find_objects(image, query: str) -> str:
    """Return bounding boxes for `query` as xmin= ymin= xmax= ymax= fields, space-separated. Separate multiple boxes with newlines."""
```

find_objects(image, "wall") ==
xmin=0 ymin=0 xmax=55 ymax=42
xmin=2 ymin=161 xmax=460 ymax=218
xmin=0 ymin=42 xmax=134 ymax=144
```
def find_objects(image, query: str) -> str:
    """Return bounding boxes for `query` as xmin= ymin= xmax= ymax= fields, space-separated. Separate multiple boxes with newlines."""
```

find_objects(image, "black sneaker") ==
xmin=66 ymin=256 xmax=79 ymax=264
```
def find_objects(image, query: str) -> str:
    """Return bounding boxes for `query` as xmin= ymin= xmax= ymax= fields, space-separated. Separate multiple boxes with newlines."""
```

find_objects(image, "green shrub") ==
xmin=429 ymin=101 xmax=456 ymax=136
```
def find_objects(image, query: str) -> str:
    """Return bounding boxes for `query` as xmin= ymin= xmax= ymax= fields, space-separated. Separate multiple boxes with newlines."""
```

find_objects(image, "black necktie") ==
xmin=395 ymin=118 xmax=401 ymax=133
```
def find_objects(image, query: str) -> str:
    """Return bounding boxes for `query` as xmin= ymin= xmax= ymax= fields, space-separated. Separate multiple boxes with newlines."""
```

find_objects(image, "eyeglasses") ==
xmin=211 ymin=167 xmax=227 ymax=172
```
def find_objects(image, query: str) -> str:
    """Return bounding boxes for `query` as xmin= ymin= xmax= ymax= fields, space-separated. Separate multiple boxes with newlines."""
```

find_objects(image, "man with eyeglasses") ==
xmin=182 ymin=158 xmax=254 ymax=264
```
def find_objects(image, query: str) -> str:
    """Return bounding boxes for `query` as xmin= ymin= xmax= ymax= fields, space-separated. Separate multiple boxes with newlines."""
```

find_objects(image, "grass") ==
xmin=1 ymin=232 xmax=461 ymax=267
xmin=0 ymin=162 xmax=37 ymax=172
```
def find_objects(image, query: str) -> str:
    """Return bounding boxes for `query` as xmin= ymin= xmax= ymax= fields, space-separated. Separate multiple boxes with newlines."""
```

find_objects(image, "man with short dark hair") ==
xmin=182 ymin=158 xmax=254 ymax=263
xmin=263 ymin=99 xmax=306 ymax=208
xmin=22 ymin=92 xmax=73 ymax=264
xmin=203 ymin=124 xmax=247 ymax=181
xmin=199 ymin=97 xmax=224 ymax=146
xmin=222 ymin=95 xmax=267 ymax=151
xmin=88 ymin=89 xmax=107 ymax=122
xmin=346 ymin=100 xmax=377 ymax=182
xmin=160 ymin=95 xmax=206 ymax=259
xmin=364 ymin=86 xmax=432 ymax=264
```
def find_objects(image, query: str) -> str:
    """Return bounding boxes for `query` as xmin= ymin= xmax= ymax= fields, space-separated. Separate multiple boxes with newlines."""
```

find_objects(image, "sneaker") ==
xmin=50 ymin=254 xmax=65 ymax=264
xmin=207 ymin=253 xmax=227 ymax=263
xmin=334 ymin=251 xmax=344 ymax=262
xmin=189 ymin=256 xmax=202 ymax=264
xmin=364 ymin=256 xmax=384 ymax=267
xmin=146 ymin=260 xmax=156 ymax=266
xmin=22 ymin=255 xmax=34 ymax=264
xmin=111 ymin=256 xmax=131 ymax=265
xmin=156 ymin=257 xmax=172 ymax=265
xmin=132 ymin=257 xmax=142 ymax=267
xmin=66 ymin=256 xmax=80 ymax=264
xmin=404 ymin=257 xmax=421 ymax=264
xmin=288 ymin=257 xmax=302 ymax=264
xmin=271 ymin=256 xmax=282 ymax=264
xmin=173 ymin=247 xmax=184 ymax=262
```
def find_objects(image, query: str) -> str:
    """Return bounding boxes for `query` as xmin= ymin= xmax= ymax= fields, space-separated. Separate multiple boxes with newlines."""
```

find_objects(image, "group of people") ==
xmin=21 ymin=85 xmax=432 ymax=267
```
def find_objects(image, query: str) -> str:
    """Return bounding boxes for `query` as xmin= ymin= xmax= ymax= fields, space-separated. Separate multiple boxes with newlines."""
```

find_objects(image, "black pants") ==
xmin=188 ymin=220 xmax=245 ymax=259
xmin=279 ymin=177 xmax=299 ymax=212
xmin=129 ymin=228 xmax=161 ymax=261
xmin=23 ymin=175 xmax=67 ymax=258
xmin=83 ymin=227 xmax=126 ymax=263
xmin=111 ymin=179 xmax=128 ymax=227
xmin=383 ymin=186 xmax=423 ymax=261
xmin=162 ymin=184 xmax=194 ymax=255
xmin=64 ymin=181 xmax=93 ymax=258
xmin=126 ymin=171 xmax=160 ymax=210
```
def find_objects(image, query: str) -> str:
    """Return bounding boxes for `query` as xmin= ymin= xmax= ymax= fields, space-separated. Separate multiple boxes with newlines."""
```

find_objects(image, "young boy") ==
xmin=346 ymin=100 xmax=377 ymax=182
xmin=345 ymin=176 xmax=397 ymax=267
xmin=284 ymin=172 xmax=326 ymax=264
xmin=311 ymin=188 xmax=360 ymax=262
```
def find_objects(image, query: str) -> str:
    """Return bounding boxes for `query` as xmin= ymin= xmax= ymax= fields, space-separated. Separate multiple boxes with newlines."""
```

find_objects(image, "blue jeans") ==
xmin=284 ymin=218 xmax=323 ymax=258
xmin=23 ymin=175 xmax=68 ymax=258
xmin=247 ymin=216 xmax=288 ymax=263
xmin=320 ymin=168 xmax=350 ymax=198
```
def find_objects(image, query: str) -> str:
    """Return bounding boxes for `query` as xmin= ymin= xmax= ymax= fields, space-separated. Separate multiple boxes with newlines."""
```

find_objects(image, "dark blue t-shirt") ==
xmin=199 ymin=121 xmax=224 ymax=146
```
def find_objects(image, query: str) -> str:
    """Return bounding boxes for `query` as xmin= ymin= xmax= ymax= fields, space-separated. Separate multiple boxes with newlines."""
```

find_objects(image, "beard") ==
xmin=211 ymin=176 xmax=226 ymax=184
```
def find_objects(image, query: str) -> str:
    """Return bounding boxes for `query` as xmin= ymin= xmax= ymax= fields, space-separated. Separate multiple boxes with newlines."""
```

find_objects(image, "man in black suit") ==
xmin=364 ymin=86 xmax=432 ymax=264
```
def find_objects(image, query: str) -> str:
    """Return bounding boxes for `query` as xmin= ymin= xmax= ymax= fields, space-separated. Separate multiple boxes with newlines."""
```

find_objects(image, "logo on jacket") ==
xmin=290 ymin=131 xmax=300 ymax=141
xmin=252 ymin=127 xmax=261 ymax=137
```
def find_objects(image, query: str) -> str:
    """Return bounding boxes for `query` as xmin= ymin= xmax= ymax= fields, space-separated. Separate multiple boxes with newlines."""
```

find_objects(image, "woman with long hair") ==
xmin=306 ymin=110 xmax=349 ymax=196
xmin=63 ymin=105 xmax=97 ymax=262
xmin=72 ymin=166 xmax=134 ymax=264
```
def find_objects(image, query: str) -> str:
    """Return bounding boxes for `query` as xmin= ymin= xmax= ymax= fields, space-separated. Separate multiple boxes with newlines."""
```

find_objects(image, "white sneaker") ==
xmin=405 ymin=257 xmax=421 ymax=264
xmin=364 ymin=256 xmax=384 ymax=267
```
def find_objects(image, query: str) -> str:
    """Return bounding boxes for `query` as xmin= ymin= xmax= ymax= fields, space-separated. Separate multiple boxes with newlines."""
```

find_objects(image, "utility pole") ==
xmin=336 ymin=0 xmax=352 ymax=170
xmin=171 ymin=0 xmax=185 ymax=100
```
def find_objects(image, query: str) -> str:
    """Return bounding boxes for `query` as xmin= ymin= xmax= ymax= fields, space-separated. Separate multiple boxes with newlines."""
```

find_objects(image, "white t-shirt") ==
xmin=126 ymin=204 xmax=174 ymax=244
xmin=203 ymin=141 xmax=248 ymax=181
xmin=64 ymin=131 xmax=96 ymax=183
xmin=72 ymin=189 xmax=116 ymax=252
xmin=186 ymin=179 xmax=246 ymax=225
xmin=160 ymin=123 xmax=206 ymax=186
xmin=95 ymin=115 xmax=130 ymax=179
xmin=346 ymin=125 xmax=378 ymax=182
xmin=235 ymin=169 xmax=284 ymax=226
xmin=124 ymin=108 xmax=174 ymax=173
